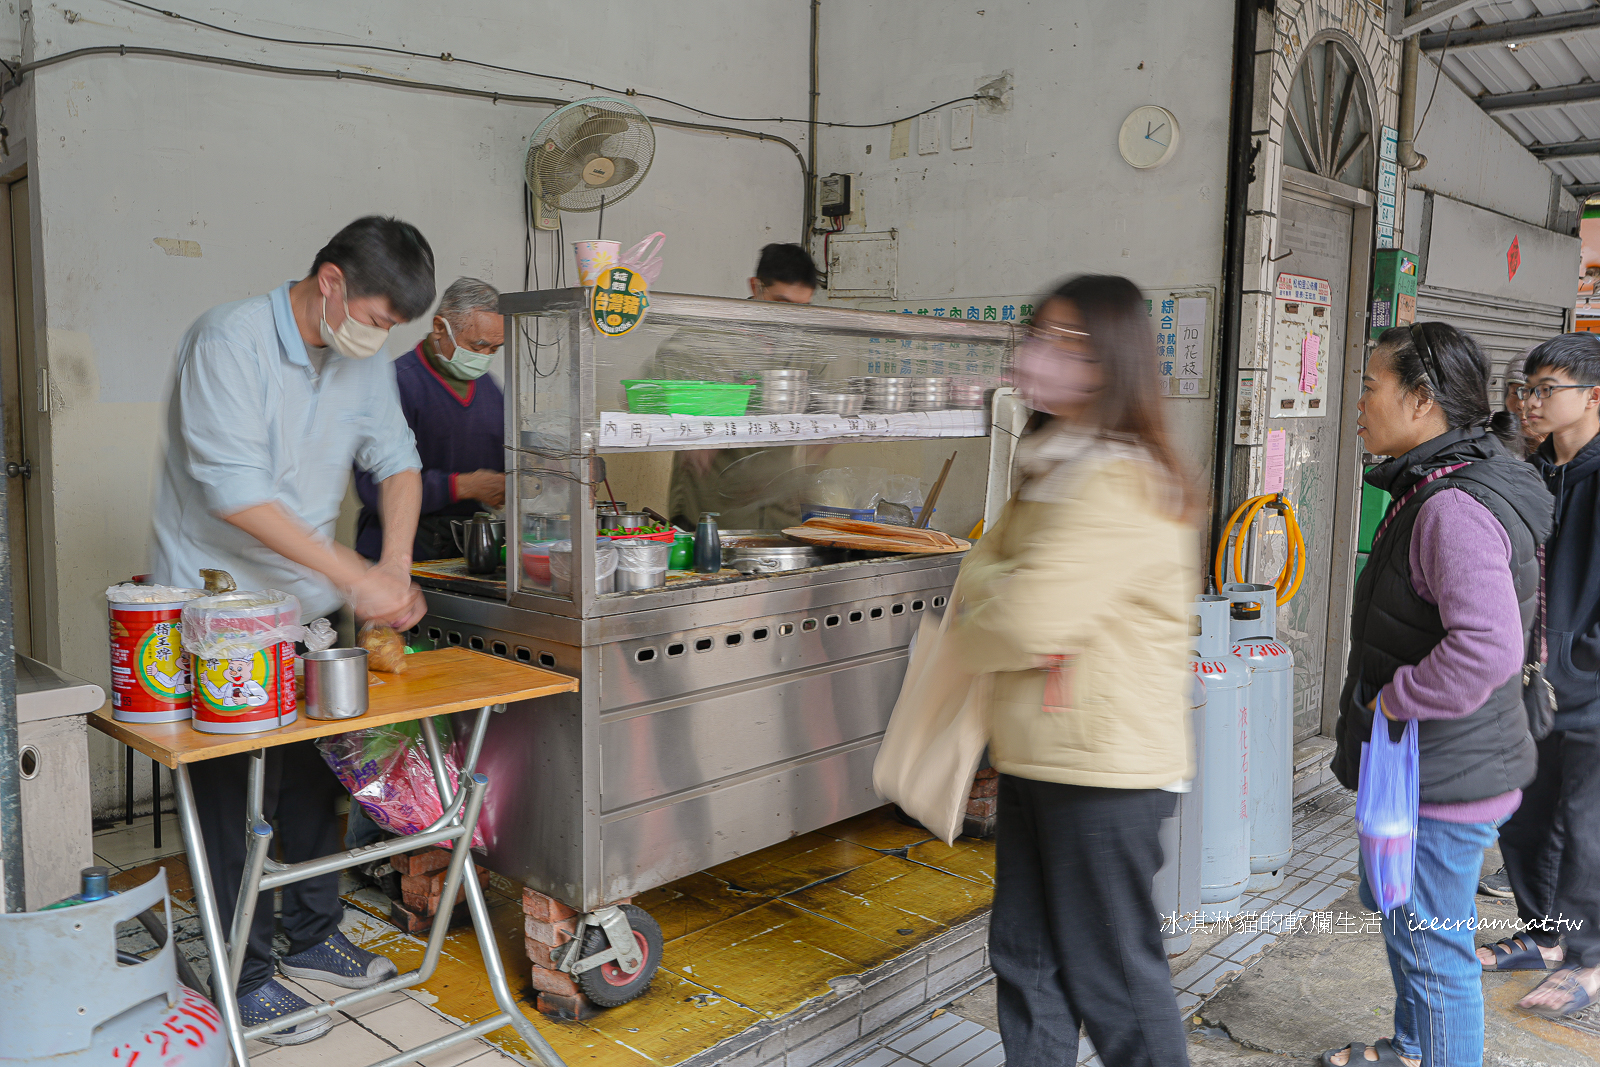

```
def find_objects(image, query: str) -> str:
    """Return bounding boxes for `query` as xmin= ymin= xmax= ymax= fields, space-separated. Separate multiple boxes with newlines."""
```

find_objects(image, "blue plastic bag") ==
xmin=1357 ymin=703 xmax=1418 ymax=913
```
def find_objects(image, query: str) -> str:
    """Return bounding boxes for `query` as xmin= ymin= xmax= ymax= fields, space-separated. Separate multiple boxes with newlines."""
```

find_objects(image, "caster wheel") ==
xmin=574 ymin=904 xmax=663 ymax=1007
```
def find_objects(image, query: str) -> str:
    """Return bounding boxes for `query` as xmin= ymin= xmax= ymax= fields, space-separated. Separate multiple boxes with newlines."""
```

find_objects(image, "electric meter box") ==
xmin=1369 ymin=248 xmax=1419 ymax=341
xmin=819 ymin=173 xmax=852 ymax=218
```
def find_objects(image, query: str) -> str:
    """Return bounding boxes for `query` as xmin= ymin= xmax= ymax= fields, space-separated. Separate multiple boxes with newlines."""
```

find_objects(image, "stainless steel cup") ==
xmin=303 ymin=648 xmax=370 ymax=720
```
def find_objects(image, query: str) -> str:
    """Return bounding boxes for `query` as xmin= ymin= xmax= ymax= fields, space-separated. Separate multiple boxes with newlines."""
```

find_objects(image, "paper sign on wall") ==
xmin=1264 ymin=429 xmax=1286 ymax=495
xmin=1300 ymin=334 xmax=1320 ymax=393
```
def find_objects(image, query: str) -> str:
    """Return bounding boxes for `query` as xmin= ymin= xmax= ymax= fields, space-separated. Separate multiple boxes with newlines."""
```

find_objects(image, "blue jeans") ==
xmin=1358 ymin=816 xmax=1501 ymax=1067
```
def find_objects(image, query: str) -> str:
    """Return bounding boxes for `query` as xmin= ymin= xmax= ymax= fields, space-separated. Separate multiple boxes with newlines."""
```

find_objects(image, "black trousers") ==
xmin=989 ymin=775 xmax=1188 ymax=1067
xmin=188 ymin=740 xmax=346 ymax=996
xmin=1497 ymin=725 xmax=1600 ymax=968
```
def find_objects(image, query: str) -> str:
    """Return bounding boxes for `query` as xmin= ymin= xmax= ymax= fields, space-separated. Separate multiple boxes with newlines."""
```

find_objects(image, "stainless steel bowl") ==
xmin=864 ymin=394 xmax=913 ymax=413
xmin=810 ymin=392 xmax=865 ymax=416
xmin=725 ymin=540 xmax=822 ymax=573
xmin=755 ymin=393 xmax=809 ymax=415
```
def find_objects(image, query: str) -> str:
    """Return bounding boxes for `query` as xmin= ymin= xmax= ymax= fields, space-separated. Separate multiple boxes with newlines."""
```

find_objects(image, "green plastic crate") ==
xmin=622 ymin=380 xmax=754 ymax=416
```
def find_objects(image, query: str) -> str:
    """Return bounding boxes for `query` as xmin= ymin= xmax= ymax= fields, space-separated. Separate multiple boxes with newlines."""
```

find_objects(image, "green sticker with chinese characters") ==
xmin=592 ymin=267 xmax=649 ymax=336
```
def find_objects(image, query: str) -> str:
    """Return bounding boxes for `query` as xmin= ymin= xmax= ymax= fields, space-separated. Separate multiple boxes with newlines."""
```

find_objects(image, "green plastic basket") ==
xmin=622 ymin=380 xmax=753 ymax=416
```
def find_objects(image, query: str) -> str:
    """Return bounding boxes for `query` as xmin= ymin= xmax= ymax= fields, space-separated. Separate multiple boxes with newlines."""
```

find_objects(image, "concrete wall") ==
xmin=812 ymin=0 xmax=1237 ymax=473
xmin=14 ymin=1 xmax=809 ymax=816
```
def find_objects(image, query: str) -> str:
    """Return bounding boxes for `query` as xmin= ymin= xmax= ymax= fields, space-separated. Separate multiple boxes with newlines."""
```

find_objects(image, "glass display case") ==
xmin=500 ymin=287 xmax=1016 ymax=615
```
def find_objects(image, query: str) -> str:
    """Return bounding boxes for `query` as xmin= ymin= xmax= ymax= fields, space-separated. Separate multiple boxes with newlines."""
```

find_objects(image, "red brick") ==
xmin=969 ymin=775 xmax=999 ymax=799
xmin=390 ymin=899 xmax=432 ymax=934
xmin=525 ymin=937 xmax=563 ymax=969
xmin=525 ymin=914 xmax=578 ymax=947
xmin=522 ymin=886 xmax=578 ymax=923
xmin=529 ymin=964 xmax=581 ymax=996
xmin=973 ymin=767 xmax=998 ymax=780
xmin=393 ymin=847 xmax=452 ymax=877
xmin=536 ymin=990 xmax=598 ymax=1021
xmin=965 ymin=795 xmax=998 ymax=818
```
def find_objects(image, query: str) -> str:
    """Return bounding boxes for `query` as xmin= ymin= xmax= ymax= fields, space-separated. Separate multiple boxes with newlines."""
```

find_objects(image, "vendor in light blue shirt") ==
xmin=148 ymin=216 xmax=434 ymax=1046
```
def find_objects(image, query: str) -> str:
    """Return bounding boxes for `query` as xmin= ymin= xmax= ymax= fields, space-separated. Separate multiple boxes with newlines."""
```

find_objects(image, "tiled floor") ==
xmin=96 ymin=788 xmax=1361 ymax=1067
xmin=95 ymin=815 xmax=522 ymax=1066
xmin=840 ymin=787 xmax=1363 ymax=1067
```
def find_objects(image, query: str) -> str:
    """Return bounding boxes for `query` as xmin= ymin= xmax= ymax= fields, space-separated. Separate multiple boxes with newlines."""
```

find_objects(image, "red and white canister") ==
xmin=106 ymin=584 xmax=206 ymax=723
xmin=180 ymin=590 xmax=303 ymax=735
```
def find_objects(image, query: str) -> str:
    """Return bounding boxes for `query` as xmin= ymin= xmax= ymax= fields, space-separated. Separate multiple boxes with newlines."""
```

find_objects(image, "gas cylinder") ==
xmin=1193 ymin=594 xmax=1250 ymax=920
xmin=1154 ymin=673 xmax=1206 ymax=955
xmin=0 ymin=867 xmax=229 ymax=1067
xmin=1224 ymin=582 xmax=1296 ymax=892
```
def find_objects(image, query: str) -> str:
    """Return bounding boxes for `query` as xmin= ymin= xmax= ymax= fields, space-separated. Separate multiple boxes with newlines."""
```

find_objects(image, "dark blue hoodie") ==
xmin=1531 ymin=431 xmax=1600 ymax=731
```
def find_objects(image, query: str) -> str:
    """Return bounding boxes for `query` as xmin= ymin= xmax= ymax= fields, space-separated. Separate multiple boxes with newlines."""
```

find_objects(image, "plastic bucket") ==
xmin=106 ymin=585 xmax=205 ymax=723
xmin=182 ymin=591 xmax=302 ymax=735
xmin=573 ymin=240 xmax=621 ymax=287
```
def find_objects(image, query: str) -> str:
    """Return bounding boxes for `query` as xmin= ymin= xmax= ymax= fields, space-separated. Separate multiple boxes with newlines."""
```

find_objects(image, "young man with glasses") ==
xmin=1475 ymin=333 xmax=1600 ymax=1019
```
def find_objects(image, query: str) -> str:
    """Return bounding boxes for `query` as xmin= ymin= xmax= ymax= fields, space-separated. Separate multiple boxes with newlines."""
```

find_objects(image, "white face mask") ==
xmin=438 ymin=318 xmax=497 ymax=381
xmin=319 ymin=292 xmax=391 ymax=360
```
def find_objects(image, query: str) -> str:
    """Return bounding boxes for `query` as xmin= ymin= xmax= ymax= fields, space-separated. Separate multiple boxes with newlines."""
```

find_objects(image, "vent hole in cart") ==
xmin=515 ymin=647 xmax=532 ymax=662
xmin=538 ymin=651 xmax=557 ymax=668
xmin=801 ymin=619 xmax=818 ymax=632
xmin=492 ymin=641 xmax=508 ymax=657
xmin=635 ymin=648 xmax=657 ymax=663
xmin=848 ymin=611 xmax=863 ymax=624
xmin=667 ymin=643 xmax=686 ymax=657
xmin=911 ymin=600 xmax=925 ymax=612
xmin=695 ymin=638 xmax=713 ymax=652
xmin=825 ymin=615 xmax=842 ymax=628
xmin=869 ymin=607 xmax=884 ymax=620
xmin=725 ymin=633 xmax=743 ymax=647
xmin=933 ymin=596 xmax=947 ymax=608
xmin=447 ymin=631 xmax=463 ymax=646
xmin=752 ymin=627 xmax=770 ymax=641
xmin=778 ymin=623 xmax=795 ymax=637
xmin=891 ymin=604 xmax=905 ymax=616
xmin=468 ymin=636 xmax=485 ymax=651
xmin=428 ymin=627 xmax=442 ymax=642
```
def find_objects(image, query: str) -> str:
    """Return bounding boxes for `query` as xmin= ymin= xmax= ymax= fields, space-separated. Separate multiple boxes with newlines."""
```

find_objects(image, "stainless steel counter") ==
xmin=417 ymin=553 xmax=959 ymax=910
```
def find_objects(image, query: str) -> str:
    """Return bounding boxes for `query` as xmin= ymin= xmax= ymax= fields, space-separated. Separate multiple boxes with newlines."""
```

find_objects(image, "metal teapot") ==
xmin=451 ymin=514 xmax=506 ymax=575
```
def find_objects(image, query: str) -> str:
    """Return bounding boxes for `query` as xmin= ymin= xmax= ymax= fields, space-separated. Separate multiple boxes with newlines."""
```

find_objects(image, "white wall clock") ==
xmin=1119 ymin=105 xmax=1180 ymax=170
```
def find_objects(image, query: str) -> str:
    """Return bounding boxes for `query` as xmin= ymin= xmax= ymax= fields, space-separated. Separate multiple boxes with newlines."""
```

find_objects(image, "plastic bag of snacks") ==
xmin=316 ymin=719 xmax=484 ymax=849
xmin=358 ymin=622 xmax=408 ymax=674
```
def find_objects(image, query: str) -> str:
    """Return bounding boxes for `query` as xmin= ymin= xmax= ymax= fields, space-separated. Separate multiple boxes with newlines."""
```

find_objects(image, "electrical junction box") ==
xmin=827 ymin=231 xmax=897 ymax=298
xmin=819 ymin=173 xmax=852 ymax=218
xmin=1369 ymin=248 xmax=1418 ymax=341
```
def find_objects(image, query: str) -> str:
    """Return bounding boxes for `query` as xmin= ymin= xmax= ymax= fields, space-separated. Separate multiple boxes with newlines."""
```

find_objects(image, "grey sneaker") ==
xmin=1479 ymin=866 xmax=1514 ymax=898
xmin=238 ymin=979 xmax=334 ymax=1046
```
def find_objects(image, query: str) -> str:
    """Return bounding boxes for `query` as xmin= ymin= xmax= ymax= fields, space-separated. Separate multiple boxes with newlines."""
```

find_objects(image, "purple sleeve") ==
xmin=1383 ymin=489 xmax=1522 ymax=721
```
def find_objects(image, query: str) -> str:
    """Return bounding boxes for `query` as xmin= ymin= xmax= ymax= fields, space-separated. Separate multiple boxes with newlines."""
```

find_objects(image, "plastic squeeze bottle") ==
xmin=694 ymin=513 xmax=722 ymax=574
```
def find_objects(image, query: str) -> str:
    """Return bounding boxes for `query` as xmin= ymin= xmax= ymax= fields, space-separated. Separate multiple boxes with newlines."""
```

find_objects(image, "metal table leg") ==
xmin=421 ymin=706 xmax=567 ymax=1067
xmin=172 ymin=761 xmax=252 ymax=1067
xmin=168 ymin=706 xmax=567 ymax=1067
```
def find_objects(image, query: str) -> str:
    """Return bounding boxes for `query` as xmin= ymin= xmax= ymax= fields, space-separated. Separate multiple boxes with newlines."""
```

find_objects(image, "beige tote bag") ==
xmin=872 ymin=605 xmax=991 ymax=845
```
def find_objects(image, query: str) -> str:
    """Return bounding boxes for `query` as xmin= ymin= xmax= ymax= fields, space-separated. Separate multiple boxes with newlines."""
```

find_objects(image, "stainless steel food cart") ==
xmin=413 ymin=288 xmax=1015 ymax=999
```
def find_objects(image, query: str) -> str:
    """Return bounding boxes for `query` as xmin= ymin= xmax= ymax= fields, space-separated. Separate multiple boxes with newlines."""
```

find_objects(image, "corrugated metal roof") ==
xmin=1423 ymin=0 xmax=1600 ymax=192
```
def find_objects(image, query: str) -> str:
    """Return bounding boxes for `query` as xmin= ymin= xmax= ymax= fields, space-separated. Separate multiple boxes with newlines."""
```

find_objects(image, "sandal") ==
xmin=1480 ymin=936 xmax=1554 ymax=972
xmin=1521 ymin=966 xmax=1596 ymax=1019
xmin=1319 ymin=1038 xmax=1409 ymax=1065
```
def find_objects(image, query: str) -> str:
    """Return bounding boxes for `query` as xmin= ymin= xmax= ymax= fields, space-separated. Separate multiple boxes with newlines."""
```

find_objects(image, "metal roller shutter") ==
xmin=1414 ymin=284 xmax=1570 ymax=405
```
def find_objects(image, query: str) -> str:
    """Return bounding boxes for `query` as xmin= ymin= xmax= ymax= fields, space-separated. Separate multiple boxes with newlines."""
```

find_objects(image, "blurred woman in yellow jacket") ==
xmin=952 ymin=275 xmax=1198 ymax=1067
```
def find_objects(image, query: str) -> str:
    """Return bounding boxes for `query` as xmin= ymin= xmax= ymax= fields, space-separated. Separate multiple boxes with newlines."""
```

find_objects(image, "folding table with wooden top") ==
xmin=90 ymin=647 xmax=578 ymax=1067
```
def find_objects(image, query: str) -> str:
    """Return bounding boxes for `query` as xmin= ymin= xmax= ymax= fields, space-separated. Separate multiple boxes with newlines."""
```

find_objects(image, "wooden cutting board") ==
xmin=782 ymin=516 xmax=970 ymax=554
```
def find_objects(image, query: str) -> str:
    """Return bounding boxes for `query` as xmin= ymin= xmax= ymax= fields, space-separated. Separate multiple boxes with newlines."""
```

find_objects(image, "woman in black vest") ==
xmin=1324 ymin=323 xmax=1551 ymax=1067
